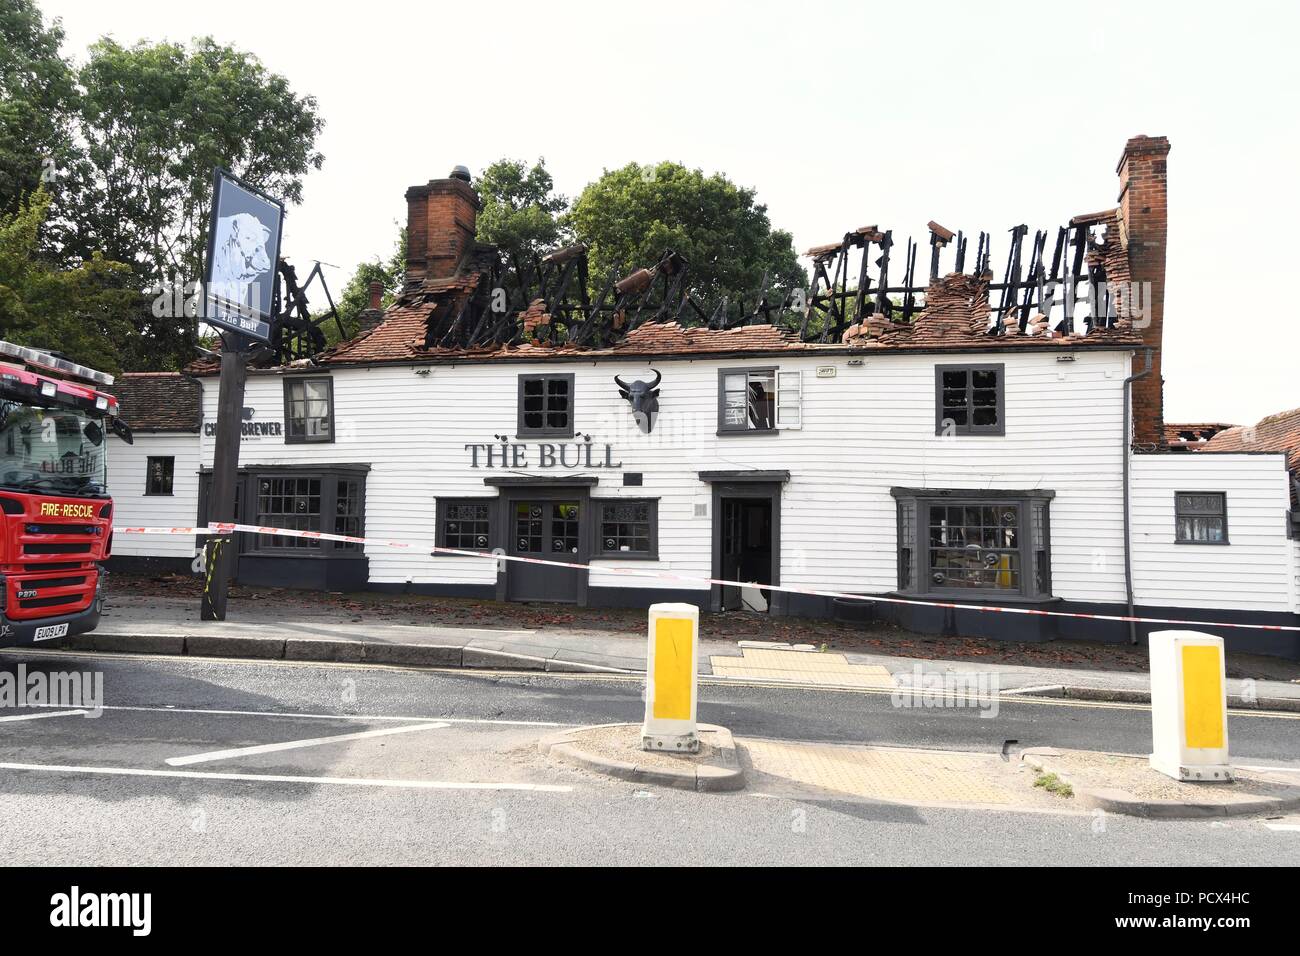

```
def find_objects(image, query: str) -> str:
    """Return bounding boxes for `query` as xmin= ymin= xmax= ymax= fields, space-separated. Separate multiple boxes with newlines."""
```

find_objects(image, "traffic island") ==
xmin=1021 ymin=747 xmax=1300 ymax=819
xmin=539 ymin=723 xmax=745 ymax=792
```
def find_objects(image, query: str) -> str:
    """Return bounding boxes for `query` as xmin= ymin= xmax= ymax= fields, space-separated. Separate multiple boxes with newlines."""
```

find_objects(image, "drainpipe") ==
xmin=1122 ymin=348 xmax=1154 ymax=645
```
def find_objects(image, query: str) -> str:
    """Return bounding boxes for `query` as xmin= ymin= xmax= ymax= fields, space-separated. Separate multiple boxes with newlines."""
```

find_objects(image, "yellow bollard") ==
xmin=642 ymin=603 xmax=700 ymax=752
xmin=1148 ymin=630 xmax=1232 ymax=781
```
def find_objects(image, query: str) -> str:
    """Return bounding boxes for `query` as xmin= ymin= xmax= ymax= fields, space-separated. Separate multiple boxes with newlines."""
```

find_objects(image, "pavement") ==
xmin=49 ymin=594 xmax=1300 ymax=711
xmin=1 ymin=650 xmax=1298 ymax=865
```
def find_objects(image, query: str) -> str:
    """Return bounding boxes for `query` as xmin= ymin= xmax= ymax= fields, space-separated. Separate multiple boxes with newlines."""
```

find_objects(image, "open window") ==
xmin=719 ymin=367 xmax=801 ymax=434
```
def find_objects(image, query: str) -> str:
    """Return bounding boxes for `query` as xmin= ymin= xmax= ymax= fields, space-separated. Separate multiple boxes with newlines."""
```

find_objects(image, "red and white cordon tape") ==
xmin=114 ymin=522 xmax=1300 ymax=634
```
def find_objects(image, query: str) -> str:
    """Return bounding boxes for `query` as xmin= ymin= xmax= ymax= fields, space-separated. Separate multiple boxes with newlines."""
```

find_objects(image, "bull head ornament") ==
xmin=614 ymin=369 xmax=661 ymax=434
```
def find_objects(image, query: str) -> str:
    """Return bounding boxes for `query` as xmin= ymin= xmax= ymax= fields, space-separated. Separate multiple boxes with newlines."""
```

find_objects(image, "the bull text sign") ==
xmin=465 ymin=441 xmax=622 ymax=470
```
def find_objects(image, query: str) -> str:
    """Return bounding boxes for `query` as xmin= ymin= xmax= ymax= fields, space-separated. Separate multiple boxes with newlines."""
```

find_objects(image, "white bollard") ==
xmin=1148 ymin=630 xmax=1231 ymax=781
xmin=642 ymin=603 xmax=699 ymax=753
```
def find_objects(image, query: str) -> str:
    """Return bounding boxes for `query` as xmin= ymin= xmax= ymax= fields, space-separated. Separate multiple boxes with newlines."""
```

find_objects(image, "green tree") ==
xmin=567 ymin=162 xmax=805 ymax=310
xmin=0 ymin=0 xmax=79 ymax=219
xmin=0 ymin=186 xmax=137 ymax=373
xmin=474 ymin=157 xmax=568 ymax=265
xmin=69 ymin=36 xmax=325 ymax=369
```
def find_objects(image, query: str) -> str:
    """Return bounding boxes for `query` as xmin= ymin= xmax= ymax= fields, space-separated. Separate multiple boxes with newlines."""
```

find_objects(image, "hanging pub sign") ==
xmin=201 ymin=168 xmax=285 ymax=342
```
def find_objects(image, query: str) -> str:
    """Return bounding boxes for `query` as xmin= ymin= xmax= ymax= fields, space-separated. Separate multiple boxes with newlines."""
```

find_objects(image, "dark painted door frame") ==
xmin=704 ymin=476 xmax=784 ymax=613
xmin=492 ymin=483 xmax=592 ymax=606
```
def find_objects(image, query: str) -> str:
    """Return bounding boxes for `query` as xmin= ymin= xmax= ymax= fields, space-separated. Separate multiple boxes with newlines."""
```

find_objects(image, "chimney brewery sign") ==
xmin=202 ymin=406 xmax=282 ymax=440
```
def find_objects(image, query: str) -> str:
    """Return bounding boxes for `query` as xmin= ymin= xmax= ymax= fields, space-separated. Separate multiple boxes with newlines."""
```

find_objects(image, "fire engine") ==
xmin=0 ymin=341 xmax=129 ymax=648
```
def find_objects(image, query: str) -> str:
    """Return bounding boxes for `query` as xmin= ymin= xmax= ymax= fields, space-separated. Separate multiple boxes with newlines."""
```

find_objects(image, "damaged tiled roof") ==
xmin=1203 ymin=407 xmax=1300 ymax=476
xmin=108 ymin=372 xmax=202 ymax=432
xmin=840 ymin=268 xmax=1142 ymax=352
xmin=1164 ymin=422 xmax=1237 ymax=450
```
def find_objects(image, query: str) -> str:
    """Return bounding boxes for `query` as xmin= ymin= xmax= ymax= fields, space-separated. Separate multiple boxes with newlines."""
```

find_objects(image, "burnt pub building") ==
xmin=108 ymin=136 xmax=1300 ymax=658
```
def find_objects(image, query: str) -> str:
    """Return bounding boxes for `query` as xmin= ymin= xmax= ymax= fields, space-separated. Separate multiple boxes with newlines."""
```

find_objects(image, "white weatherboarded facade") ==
xmin=104 ymin=344 xmax=1300 ymax=657
xmin=193 ymin=349 xmax=1127 ymax=597
xmin=107 ymin=432 xmax=203 ymax=561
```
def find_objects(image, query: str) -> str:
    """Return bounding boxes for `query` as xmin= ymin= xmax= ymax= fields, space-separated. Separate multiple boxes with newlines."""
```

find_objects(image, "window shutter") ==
xmin=775 ymin=370 xmax=802 ymax=429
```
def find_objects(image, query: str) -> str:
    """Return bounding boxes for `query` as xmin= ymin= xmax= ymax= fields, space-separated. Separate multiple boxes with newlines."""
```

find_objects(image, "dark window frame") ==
xmin=516 ymin=373 xmax=576 ymax=439
xmin=717 ymin=367 xmax=778 ymax=435
xmin=145 ymin=455 xmax=175 ymax=496
xmin=247 ymin=470 xmax=365 ymax=556
xmin=197 ymin=464 xmax=368 ymax=562
xmin=892 ymin=487 xmax=1054 ymax=600
xmin=934 ymin=363 xmax=1005 ymax=436
xmin=591 ymin=497 xmax=659 ymax=560
xmin=1174 ymin=491 xmax=1229 ymax=545
xmin=283 ymin=376 xmax=336 ymax=445
xmin=435 ymin=497 xmax=497 ymax=556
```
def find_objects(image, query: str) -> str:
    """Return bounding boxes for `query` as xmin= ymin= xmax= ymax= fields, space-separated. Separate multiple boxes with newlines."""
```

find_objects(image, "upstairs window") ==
xmin=284 ymin=377 xmax=334 ymax=444
xmin=517 ymin=374 xmax=574 ymax=438
xmin=1175 ymin=492 xmax=1228 ymax=544
xmin=146 ymin=456 xmax=174 ymax=496
xmin=935 ymin=364 xmax=1004 ymax=436
xmin=719 ymin=368 xmax=801 ymax=434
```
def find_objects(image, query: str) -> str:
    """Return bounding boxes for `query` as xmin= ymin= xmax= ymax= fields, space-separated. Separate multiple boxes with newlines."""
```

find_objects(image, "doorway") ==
xmin=506 ymin=498 xmax=584 ymax=603
xmin=710 ymin=482 xmax=781 ymax=613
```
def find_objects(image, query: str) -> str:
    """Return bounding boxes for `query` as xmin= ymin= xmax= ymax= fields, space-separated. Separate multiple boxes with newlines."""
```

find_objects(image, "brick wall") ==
xmin=405 ymin=174 xmax=480 ymax=283
xmin=1117 ymin=134 xmax=1170 ymax=447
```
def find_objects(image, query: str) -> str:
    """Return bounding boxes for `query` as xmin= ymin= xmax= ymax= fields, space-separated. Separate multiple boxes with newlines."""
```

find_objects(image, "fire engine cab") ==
xmin=0 ymin=341 xmax=128 ymax=648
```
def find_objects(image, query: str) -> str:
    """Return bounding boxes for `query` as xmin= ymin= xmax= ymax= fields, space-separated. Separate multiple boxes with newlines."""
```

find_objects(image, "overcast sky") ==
xmin=37 ymin=0 xmax=1300 ymax=424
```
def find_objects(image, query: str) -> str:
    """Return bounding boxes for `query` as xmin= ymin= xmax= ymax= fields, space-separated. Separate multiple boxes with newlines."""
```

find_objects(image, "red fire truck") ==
xmin=0 ymin=340 xmax=129 ymax=648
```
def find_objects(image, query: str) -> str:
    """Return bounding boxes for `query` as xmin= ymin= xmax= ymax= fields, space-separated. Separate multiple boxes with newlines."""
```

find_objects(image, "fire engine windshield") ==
xmin=0 ymin=400 xmax=108 ymax=498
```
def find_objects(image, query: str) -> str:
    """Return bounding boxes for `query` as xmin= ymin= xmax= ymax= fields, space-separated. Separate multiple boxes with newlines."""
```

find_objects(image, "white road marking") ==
xmin=165 ymin=721 xmax=450 ymax=766
xmin=1238 ymin=764 xmax=1300 ymax=774
xmin=0 ymin=709 xmax=88 ymax=722
xmin=1264 ymin=823 xmax=1300 ymax=832
xmin=21 ymin=702 xmax=570 ymax=728
xmin=0 ymin=761 xmax=571 ymax=792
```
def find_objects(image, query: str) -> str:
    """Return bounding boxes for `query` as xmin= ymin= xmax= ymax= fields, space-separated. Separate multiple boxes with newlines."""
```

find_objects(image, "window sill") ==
xmin=1173 ymin=539 xmax=1230 ymax=546
xmin=716 ymin=428 xmax=778 ymax=437
xmin=592 ymin=552 xmax=659 ymax=562
xmin=284 ymin=438 xmax=336 ymax=445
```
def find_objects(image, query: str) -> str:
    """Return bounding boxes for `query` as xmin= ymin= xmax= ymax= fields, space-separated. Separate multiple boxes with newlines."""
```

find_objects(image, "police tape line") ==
xmin=114 ymin=522 xmax=1300 ymax=633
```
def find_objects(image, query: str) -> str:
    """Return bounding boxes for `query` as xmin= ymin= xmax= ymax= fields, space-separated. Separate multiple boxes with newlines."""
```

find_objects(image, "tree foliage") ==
xmin=71 ymin=37 xmax=325 ymax=284
xmin=0 ymin=10 xmax=327 ymax=372
xmin=474 ymin=158 xmax=569 ymax=265
xmin=0 ymin=186 xmax=137 ymax=372
xmin=567 ymin=162 xmax=805 ymax=307
xmin=0 ymin=0 xmax=79 ymax=220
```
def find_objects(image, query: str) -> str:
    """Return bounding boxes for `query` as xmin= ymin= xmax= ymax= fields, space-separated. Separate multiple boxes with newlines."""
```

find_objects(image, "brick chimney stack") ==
xmin=405 ymin=165 xmax=479 ymax=284
xmin=1117 ymin=134 xmax=1170 ymax=447
xmin=355 ymin=280 xmax=386 ymax=334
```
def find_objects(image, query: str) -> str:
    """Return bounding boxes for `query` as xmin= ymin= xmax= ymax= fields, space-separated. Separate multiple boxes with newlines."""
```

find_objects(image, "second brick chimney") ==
xmin=405 ymin=165 xmax=480 ymax=284
xmin=1117 ymin=134 xmax=1170 ymax=447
